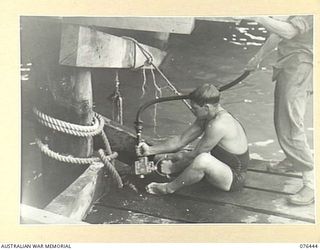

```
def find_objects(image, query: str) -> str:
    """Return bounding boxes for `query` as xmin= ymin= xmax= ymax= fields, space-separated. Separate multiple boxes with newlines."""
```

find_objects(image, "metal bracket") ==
xmin=134 ymin=157 xmax=156 ymax=175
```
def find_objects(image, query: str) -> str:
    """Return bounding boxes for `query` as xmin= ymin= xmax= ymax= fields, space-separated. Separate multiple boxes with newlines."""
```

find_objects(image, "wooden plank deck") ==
xmin=85 ymin=159 xmax=314 ymax=224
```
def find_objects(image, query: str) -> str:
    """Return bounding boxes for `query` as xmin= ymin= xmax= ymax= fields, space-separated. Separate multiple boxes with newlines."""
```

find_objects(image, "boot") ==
xmin=267 ymin=158 xmax=298 ymax=174
xmin=288 ymin=185 xmax=314 ymax=206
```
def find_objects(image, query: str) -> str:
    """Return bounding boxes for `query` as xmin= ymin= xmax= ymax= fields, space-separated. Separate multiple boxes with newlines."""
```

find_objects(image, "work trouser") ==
xmin=273 ymin=63 xmax=314 ymax=187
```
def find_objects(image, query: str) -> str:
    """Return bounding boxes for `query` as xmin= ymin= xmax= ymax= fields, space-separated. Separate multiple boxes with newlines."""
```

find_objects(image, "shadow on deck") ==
xmin=85 ymin=159 xmax=314 ymax=224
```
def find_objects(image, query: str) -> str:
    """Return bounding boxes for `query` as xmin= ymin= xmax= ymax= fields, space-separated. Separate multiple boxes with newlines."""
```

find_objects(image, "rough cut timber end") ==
xmin=44 ymin=162 xmax=106 ymax=221
xmin=134 ymin=42 xmax=167 ymax=69
xmin=59 ymin=24 xmax=166 ymax=69
xmin=20 ymin=204 xmax=88 ymax=224
xmin=62 ymin=17 xmax=195 ymax=34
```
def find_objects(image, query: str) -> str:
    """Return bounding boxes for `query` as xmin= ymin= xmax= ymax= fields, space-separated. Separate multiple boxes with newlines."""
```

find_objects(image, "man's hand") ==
xmin=135 ymin=142 xmax=151 ymax=157
xmin=154 ymin=153 xmax=168 ymax=162
xmin=245 ymin=55 xmax=261 ymax=72
xmin=160 ymin=160 xmax=174 ymax=175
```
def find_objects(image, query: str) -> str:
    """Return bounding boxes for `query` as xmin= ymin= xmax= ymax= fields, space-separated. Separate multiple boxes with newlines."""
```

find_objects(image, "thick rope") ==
xmin=34 ymin=107 xmax=123 ymax=188
xmin=36 ymin=138 xmax=100 ymax=164
xmin=100 ymin=130 xmax=116 ymax=173
xmin=33 ymin=107 xmax=100 ymax=133
xmin=34 ymin=108 xmax=104 ymax=137
xmin=98 ymin=149 xmax=123 ymax=188
xmin=100 ymin=130 xmax=112 ymax=155
xmin=35 ymin=107 xmax=113 ymax=153
xmin=36 ymin=138 xmax=118 ymax=164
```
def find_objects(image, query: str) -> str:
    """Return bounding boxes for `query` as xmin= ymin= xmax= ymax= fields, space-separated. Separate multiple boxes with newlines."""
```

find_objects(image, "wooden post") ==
xmin=69 ymin=68 xmax=93 ymax=157
xmin=30 ymin=21 xmax=169 ymax=208
xmin=38 ymin=67 xmax=95 ymax=206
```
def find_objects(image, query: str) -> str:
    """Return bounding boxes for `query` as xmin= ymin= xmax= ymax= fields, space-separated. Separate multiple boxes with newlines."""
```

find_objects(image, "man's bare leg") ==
xmin=146 ymin=153 xmax=233 ymax=195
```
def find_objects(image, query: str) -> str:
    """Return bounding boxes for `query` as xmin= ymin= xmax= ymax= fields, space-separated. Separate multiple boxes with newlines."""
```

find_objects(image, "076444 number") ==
xmin=300 ymin=244 xmax=319 ymax=248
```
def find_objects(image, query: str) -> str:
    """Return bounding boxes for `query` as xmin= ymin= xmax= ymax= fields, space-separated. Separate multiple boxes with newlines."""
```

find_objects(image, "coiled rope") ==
xmin=33 ymin=107 xmax=123 ymax=188
xmin=33 ymin=107 xmax=105 ymax=137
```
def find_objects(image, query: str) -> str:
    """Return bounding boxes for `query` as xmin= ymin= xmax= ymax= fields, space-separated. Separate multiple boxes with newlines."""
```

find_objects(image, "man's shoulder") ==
xmin=206 ymin=115 xmax=229 ymax=132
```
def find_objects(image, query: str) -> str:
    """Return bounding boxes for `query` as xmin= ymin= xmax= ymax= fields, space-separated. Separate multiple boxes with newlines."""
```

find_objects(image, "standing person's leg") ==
xmin=146 ymin=153 xmax=233 ymax=195
xmin=273 ymin=63 xmax=314 ymax=204
xmin=269 ymin=68 xmax=295 ymax=173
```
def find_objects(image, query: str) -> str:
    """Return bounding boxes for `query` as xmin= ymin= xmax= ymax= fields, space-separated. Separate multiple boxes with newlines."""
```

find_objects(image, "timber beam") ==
xmin=62 ymin=17 xmax=195 ymax=34
xmin=20 ymin=204 xmax=88 ymax=224
xmin=59 ymin=24 xmax=167 ymax=68
xmin=44 ymin=162 xmax=106 ymax=221
xmin=195 ymin=17 xmax=240 ymax=23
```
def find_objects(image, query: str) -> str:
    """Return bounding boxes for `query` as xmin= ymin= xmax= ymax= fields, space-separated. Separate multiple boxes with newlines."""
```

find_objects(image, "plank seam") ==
xmin=93 ymin=193 xmax=313 ymax=224
xmin=174 ymin=193 xmax=314 ymax=223
xmin=247 ymin=168 xmax=302 ymax=179
xmin=243 ymin=185 xmax=295 ymax=195
xmin=90 ymin=203 xmax=191 ymax=223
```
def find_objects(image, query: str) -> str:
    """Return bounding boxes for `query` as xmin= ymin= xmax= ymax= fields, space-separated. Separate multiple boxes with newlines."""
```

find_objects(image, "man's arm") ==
xmin=246 ymin=15 xmax=313 ymax=71
xmin=246 ymin=33 xmax=282 ymax=71
xmin=138 ymin=119 xmax=204 ymax=156
xmin=168 ymin=120 xmax=225 ymax=173
xmin=254 ymin=16 xmax=299 ymax=39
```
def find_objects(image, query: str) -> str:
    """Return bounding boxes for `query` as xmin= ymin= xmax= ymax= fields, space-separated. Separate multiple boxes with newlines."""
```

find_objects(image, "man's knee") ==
xmin=192 ymin=152 xmax=214 ymax=170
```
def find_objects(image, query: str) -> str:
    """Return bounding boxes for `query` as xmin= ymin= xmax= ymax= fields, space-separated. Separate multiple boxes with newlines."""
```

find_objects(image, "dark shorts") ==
xmin=211 ymin=146 xmax=249 ymax=191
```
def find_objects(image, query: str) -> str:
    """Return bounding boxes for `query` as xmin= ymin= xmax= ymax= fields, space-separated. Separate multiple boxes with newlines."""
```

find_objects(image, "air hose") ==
xmin=134 ymin=70 xmax=251 ymax=143
xmin=135 ymin=94 xmax=190 ymax=144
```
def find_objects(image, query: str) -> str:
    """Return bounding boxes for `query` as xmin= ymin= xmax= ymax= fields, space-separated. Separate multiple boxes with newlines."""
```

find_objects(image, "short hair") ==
xmin=189 ymin=83 xmax=220 ymax=106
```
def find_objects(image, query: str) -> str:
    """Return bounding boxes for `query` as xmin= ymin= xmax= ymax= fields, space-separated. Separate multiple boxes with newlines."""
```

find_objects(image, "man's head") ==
xmin=189 ymin=84 xmax=221 ymax=119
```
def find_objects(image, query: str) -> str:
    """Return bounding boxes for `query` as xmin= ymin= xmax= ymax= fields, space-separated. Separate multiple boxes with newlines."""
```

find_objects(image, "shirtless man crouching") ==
xmin=136 ymin=83 xmax=250 ymax=195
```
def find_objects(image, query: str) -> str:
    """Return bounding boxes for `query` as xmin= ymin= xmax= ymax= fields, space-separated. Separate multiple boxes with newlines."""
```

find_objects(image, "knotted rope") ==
xmin=33 ymin=107 xmax=123 ymax=188
xmin=33 ymin=107 xmax=105 ymax=137
xmin=122 ymin=36 xmax=193 ymax=112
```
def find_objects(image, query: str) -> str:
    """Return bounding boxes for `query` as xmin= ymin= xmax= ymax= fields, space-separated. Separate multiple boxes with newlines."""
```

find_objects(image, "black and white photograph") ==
xmin=20 ymin=15 xmax=314 ymax=225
